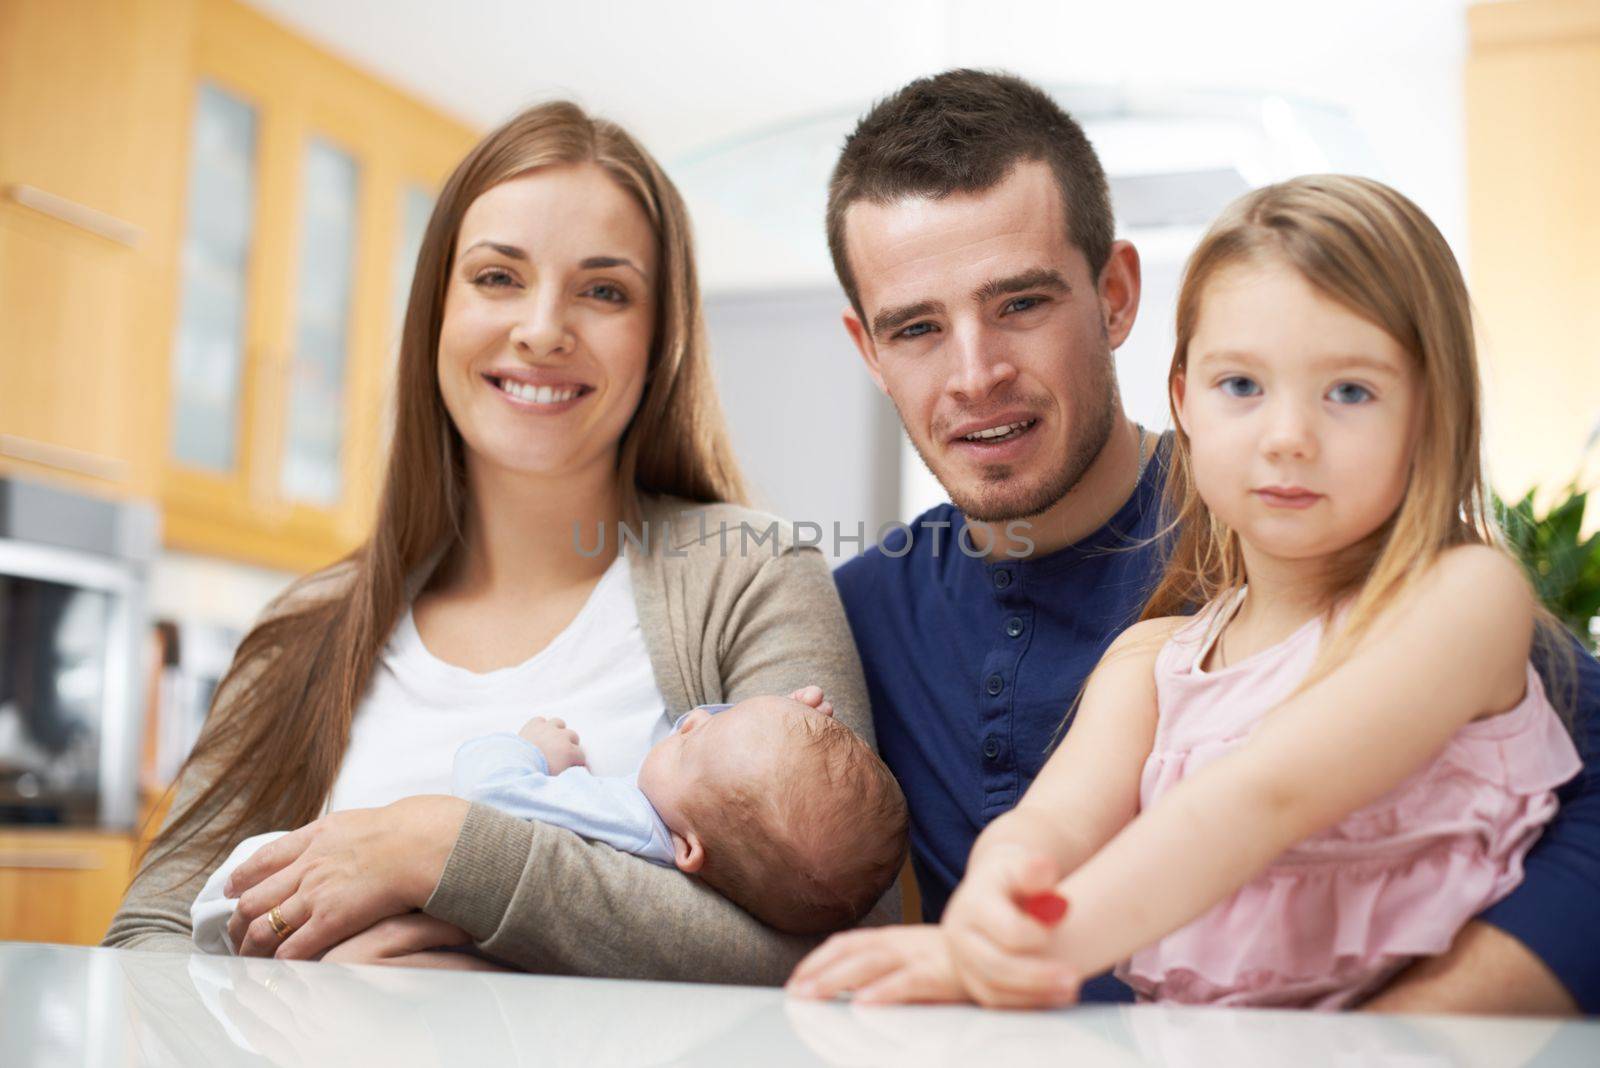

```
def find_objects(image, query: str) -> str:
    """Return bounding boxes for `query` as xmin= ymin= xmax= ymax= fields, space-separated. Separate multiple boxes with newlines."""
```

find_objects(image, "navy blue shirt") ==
xmin=836 ymin=450 xmax=1600 ymax=1010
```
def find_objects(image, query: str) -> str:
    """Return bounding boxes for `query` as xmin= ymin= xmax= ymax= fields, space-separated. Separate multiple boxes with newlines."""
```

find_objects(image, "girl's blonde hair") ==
xmin=1143 ymin=174 xmax=1572 ymax=705
xmin=144 ymin=101 xmax=747 ymax=878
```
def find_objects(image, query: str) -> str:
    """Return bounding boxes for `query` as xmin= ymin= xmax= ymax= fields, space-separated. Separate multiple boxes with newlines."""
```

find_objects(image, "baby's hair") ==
xmin=1141 ymin=174 xmax=1576 ymax=713
xmin=683 ymin=712 xmax=908 ymax=935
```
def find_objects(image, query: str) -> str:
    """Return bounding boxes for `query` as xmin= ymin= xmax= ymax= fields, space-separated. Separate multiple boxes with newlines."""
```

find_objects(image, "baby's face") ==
xmin=637 ymin=695 xmax=819 ymax=833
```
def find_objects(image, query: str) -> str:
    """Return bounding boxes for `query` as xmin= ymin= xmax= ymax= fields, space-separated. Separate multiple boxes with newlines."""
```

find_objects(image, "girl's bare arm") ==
xmin=1043 ymin=545 xmax=1538 ymax=980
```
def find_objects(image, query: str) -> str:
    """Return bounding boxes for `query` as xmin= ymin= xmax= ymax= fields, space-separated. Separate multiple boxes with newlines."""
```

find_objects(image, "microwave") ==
xmin=0 ymin=478 xmax=156 ymax=828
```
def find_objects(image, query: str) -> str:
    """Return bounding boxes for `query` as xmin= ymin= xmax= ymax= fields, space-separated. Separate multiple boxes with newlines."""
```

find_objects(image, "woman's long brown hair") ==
xmin=142 ymin=101 xmax=747 ymax=880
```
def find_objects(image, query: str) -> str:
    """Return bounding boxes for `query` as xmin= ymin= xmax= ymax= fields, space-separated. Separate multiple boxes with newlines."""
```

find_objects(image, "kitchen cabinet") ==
xmin=161 ymin=0 xmax=478 ymax=572
xmin=0 ymin=0 xmax=476 ymax=571
xmin=0 ymin=0 xmax=190 ymax=500
xmin=0 ymin=829 xmax=135 ymax=945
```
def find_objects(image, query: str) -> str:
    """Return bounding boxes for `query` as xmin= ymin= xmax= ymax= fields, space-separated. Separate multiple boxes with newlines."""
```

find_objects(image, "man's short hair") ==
xmin=826 ymin=68 xmax=1113 ymax=319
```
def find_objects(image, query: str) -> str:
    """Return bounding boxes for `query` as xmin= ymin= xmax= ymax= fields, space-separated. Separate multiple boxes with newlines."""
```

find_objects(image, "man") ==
xmin=826 ymin=69 xmax=1599 ymax=1012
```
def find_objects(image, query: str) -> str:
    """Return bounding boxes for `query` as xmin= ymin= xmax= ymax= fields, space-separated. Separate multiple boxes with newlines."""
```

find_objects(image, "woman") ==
xmin=105 ymin=102 xmax=883 ymax=981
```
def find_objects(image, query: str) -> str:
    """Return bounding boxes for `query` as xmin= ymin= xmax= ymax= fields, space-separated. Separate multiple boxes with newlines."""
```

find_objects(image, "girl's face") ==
xmin=438 ymin=163 xmax=658 ymax=485
xmin=1174 ymin=257 xmax=1420 ymax=567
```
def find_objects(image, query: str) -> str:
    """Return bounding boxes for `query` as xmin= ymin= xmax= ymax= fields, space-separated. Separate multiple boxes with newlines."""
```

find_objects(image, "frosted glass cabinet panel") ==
xmin=169 ymin=83 xmax=258 ymax=474
xmin=391 ymin=183 xmax=434 ymax=341
xmin=281 ymin=139 xmax=359 ymax=506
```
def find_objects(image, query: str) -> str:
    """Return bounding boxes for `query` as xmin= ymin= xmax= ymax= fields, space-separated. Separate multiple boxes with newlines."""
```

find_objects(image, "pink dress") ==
xmin=1114 ymin=590 xmax=1582 ymax=1009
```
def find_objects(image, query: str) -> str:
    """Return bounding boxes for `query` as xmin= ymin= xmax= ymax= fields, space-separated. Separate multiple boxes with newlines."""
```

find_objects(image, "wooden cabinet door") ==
xmin=161 ymin=0 xmax=476 ymax=573
xmin=0 ymin=0 xmax=191 ymax=499
xmin=0 ymin=830 xmax=136 ymax=945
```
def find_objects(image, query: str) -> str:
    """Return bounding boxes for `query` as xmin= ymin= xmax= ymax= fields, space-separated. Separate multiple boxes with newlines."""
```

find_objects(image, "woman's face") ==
xmin=438 ymin=163 xmax=658 ymax=485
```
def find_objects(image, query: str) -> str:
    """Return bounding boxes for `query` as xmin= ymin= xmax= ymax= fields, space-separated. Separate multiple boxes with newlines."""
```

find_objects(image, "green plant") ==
xmin=1496 ymin=480 xmax=1600 ymax=653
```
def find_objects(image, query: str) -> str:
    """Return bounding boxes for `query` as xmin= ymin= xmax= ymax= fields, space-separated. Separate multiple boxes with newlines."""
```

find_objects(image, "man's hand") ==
xmin=518 ymin=716 xmax=587 ymax=774
xmin=942 ymin=844 xmax=1080 ymax=1009
xmin=1360 ymin=920 xmax=1578 ymax=1016
xmin=788 ymin=685 xmax=835 ymax=717
xmin=787 ymin=924 xmax=967 ymax=1004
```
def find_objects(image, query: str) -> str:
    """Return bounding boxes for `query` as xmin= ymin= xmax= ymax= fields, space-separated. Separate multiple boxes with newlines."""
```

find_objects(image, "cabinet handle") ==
xmin=5 ymin=184 xmax=144 ymax=248
xmin=0 ymin=849 xmax=106 ymax=871
xmin=0 ymin=433 xmax=127 ymax=482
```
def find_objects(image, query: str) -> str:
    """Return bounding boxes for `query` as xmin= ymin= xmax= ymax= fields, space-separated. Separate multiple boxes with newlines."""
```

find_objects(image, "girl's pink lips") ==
xmin=1253 ymin=486 xmax=1323 ymax=509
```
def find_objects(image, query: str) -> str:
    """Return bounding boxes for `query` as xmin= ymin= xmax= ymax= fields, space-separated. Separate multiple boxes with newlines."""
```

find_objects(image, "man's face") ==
xmin=840 ymin=161 xmax=1132 ymax=522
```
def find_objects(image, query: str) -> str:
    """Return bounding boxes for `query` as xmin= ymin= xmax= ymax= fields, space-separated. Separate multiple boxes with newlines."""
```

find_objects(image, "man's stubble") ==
xmin=900 ymin=341 xmax=1119 ymax=524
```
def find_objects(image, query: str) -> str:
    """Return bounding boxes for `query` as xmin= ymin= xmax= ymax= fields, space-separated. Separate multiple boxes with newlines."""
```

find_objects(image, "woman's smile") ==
xmin=482 ymin=371 xmax=595 ymax=412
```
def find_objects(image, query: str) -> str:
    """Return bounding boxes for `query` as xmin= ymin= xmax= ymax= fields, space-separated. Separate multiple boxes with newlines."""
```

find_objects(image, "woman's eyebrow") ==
xmin=458 ymin=244 xmax=649 ymax=282
xmin=462 ymin=240 xmax=527 ymax=260
xmin=580 ymin=255 xmax=649 ymax=281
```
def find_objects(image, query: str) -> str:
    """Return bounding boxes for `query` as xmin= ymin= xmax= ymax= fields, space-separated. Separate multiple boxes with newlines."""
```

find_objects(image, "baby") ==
xmin=453 ymin=691 xmax=909 ymax=935
xmin=192 ymin=690 xmax=907 ymax=951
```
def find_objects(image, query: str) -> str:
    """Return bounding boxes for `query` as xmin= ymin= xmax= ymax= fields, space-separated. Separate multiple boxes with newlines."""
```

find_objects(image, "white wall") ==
xmin=246 ymin=0 xmax=1470 ymax=251
xmin=241 ymin=0 xmax=1474 ymax=530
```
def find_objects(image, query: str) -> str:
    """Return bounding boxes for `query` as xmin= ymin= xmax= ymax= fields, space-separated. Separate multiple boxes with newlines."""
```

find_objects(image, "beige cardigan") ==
xmin=103 ymin=495 xmax=892 ymax=983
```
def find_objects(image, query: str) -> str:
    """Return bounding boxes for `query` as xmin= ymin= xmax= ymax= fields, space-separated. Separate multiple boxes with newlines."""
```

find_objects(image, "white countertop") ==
xmin=4 ymin=942 xmax=1597 ymax=1067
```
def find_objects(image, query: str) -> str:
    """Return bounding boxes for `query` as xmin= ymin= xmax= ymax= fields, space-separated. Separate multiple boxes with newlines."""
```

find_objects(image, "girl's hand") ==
xmin=943 ymin=845 xmax=1081 ymax=1009
xmin=225 ymin=795 xmax=470 ymax=960
xmin=786 ymin=924 xmax=966 ymax=1004
xmin=788 ymin=685 xmax=835 ymax=718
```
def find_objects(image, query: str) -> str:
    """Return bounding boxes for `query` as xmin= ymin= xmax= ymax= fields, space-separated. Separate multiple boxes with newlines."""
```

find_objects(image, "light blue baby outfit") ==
xmin=450 ymin=704 xmax=732 ymax=866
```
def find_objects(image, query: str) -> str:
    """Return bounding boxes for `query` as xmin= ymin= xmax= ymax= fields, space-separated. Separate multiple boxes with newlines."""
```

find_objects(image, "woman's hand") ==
xmin=321 ymin=913 xmax=476 ymax=966
xmin=942 ymin=844 xmax=1081 ymax=1009
xmin=786 ymin=924 xmax=966 ymax=1004
xmin=225 ymin=795 xmax=470 ymax=960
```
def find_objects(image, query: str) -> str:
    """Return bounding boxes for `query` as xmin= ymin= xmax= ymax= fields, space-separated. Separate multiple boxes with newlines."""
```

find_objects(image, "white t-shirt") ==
xmin=191 ymin=552 xmax=669 ymax=955
xmin=328 ymin=551 xmax=671 ymax=810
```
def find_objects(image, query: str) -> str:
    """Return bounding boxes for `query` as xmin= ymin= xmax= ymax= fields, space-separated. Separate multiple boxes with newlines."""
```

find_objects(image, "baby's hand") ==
xmin=788 ymin=685 xmax=835 ymax=718
xmin=518 ymin=717 xmax=587 ymax=774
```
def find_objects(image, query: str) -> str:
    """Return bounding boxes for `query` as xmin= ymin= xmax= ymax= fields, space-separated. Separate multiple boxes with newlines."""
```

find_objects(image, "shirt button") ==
xmin=1005 ymin=617 xmax=1024 ymax=638
xmin=983 ymin=737 xmax=1001 ymax=760
xmin=993 ymin=570 xmax=1012 ymax=590
xmin=985 ymin=673 xmax=1004 ymax=696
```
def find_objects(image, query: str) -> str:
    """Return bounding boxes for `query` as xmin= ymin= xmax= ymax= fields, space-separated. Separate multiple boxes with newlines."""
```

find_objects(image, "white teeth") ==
xmin=963 ymin=419 xmax=1035 ymax=442
xmin=497 ymin=378 xmax=581 ymax=404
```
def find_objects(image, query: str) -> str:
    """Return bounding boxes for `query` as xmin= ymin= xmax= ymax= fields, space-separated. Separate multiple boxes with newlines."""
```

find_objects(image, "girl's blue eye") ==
xmin=1328 ymin=382 xmax=1372 ymax=404
xmin=587 ymin=283 xmax=627 ymax=304
xmin=1220 ymin=376 xmax=1260 ymax=398
xmin=896 ymin=321 xmax=936 ymax=340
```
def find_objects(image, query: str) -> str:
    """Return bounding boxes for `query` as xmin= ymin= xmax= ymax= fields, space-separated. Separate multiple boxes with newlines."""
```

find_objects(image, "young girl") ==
xmin=789 ymin=174 xmax=1583 ymax=1009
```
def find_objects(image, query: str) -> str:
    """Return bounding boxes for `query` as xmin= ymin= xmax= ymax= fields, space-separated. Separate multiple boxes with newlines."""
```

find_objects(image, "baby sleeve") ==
xmin=450 ymin=734 xmax=675 ymax=866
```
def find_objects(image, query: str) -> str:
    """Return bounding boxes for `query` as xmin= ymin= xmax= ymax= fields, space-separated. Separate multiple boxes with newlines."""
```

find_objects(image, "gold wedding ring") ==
xmin=268 ymin=905 xmax=295 ymax=941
